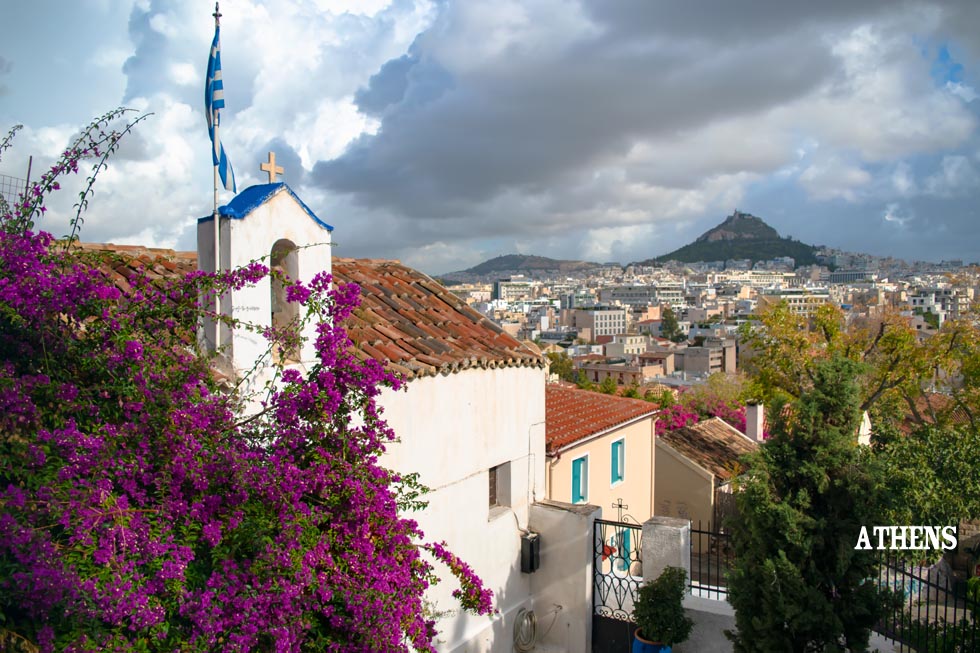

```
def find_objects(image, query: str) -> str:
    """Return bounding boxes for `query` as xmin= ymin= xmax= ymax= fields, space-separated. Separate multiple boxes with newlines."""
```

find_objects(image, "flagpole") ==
xmin=212 ymin=1 xmax=222 ymax=350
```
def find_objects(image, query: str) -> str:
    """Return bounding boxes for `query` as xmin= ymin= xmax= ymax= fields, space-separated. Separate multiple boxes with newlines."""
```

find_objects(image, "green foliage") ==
xmin=660 ymin=307 xmax=685 ymax=343
xmin=575 ymin=370 xmax=595 ymax=390
xmin=622 ymin=383 xmax=641 ymax=399
xmin=679 ymin=372 xmax=751 ymax=413
xmin=645 ymin=387 xmax=676 ymax=407
xmin=968 ymin=577 xmax=980 ymax=618
xmin=727 ymin=357 xmax=886 ymax=653
xmin=545 ymin=351 xmax=576 ymax=381
xmin=650 ymin=237 xmax=818 ymax=267
xmin=871 ymin=423 xmax=980 ymax=557
xmin=894 ymin=615 xmax=977 ymax=653
xmin=598 ymin=376 xmax=619 ymax=395
xmin=632 ymin=567 xmax=693 ymax=646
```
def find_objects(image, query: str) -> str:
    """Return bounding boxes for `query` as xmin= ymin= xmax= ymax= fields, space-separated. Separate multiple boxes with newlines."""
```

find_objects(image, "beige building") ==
xmin=576 ymin=361 xmax=666 ymax=386
xmin=545 ymin=385 xmax=659 ymax=525
xmin=757 ymin=288 xmax=831 ymax=318
xmin=655 ymin=417 xmax=757 ymax=528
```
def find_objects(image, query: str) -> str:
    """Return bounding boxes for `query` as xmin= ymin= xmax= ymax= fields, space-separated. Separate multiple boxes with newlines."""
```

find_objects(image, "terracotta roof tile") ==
xmin=70 ymin=242 xmax=198 ymax=289
xmin=659 ymin=417 xmax=756 ymax=480
xmin=331 ymin=258 xmax=545 ymax=380
xmin=545 ymin=384 xmax=659 ymax=453
xmin=73 ymin=245 xmax=544 ymax=381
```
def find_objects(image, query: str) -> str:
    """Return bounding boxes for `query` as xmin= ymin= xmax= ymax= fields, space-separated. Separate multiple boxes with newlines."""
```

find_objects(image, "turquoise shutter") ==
xmin=611 ymin=440 xmax=624 ymax=482
xmin=610 ymin=443 xmax=616 ymax=482
xmin=572 ymin=459 xmax=582 ymax=503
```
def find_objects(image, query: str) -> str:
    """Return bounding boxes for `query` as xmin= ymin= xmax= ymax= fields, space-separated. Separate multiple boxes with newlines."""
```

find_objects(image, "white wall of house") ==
xmin=380 ymin=365 xmax=547 ymax=653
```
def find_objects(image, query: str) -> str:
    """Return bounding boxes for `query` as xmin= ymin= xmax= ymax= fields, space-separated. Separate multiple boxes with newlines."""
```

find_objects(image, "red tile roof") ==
xmin=331 ymin=258 xmax=545 ymax=379
xmin=899 ymin=393 xmax=971 ymax=434
xmin=659 ymin=417 xmax=756 ymax=480
xmin=73 ymin=245 xmax=544 ymax=381
xmin=545 ymin=384 xmax=659 ymax=453
xmin=71 ymin=242 xmax=197 ymax=291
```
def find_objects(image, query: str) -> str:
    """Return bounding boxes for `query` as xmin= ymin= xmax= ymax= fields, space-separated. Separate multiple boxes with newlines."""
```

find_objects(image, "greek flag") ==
xmin=205 ymin=24 xmax=236 ymax=192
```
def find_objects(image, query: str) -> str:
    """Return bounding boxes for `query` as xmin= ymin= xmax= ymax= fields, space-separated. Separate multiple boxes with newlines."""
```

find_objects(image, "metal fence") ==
xmin=592 ymin=518 xmax=643 ymax=653
xmin=690 ymin=521 xmax=734 ymax=600
xmin=876 ymin=555 xmax=979 ymax=652
xmin=0 ymin=173 xmax=26 ymax=208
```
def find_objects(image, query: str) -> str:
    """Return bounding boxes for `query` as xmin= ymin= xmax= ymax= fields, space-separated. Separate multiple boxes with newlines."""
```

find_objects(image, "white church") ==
xmin=188 ymin=169 xmax=598 ymax=652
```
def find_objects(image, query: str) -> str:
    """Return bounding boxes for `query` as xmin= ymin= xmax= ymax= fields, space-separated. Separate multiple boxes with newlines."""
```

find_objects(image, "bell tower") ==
xmin=197 ymin=156 xmax=332 ymax=381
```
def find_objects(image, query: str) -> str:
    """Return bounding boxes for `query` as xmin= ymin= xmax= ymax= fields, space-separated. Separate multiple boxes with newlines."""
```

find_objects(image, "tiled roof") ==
xmin=900 ymin=393 xmax=971 ymax=434
xmin=70 ymin=242 xmax=197 ymax=293
xmin=545 ymin=384 xmax=659 ymax=453
xmin=72 ymin=245 xmax=544 ymax=381
xmin=331 ymin=258 xmax=545 ymax=380
xmin=659 ymin=417 xmax=756 ymax=480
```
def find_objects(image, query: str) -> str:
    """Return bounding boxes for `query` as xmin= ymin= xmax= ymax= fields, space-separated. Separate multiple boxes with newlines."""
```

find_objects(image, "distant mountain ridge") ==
xmin=443 ymin=254 xmax=603 ymax=280
xmin=640 ymin=210 xmax=818 ymax=266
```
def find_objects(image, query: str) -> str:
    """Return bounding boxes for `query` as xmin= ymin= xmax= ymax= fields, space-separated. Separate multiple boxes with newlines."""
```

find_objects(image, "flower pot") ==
xmin=632 ymin=629 xmax=671 ymax=653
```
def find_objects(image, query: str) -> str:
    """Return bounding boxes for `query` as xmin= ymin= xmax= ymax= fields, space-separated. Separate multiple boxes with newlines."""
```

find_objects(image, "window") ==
xmin=270 ymin=239 xmax=300 ymax=363
xmin=489 ymin=465 xmax=498 ymax=507
xmin=611 ymin=439 xmax=624 ymax=484
xmin=489 ymin=462 xmax=511 ymax=509
xmin=571 ymin=456 xmax=589 ymax=504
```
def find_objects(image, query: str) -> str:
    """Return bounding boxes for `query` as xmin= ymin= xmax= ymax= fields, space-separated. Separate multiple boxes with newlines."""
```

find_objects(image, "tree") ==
xmin=872 ymin=423 xmax=980 ymax=543
xmin=739 ymin=302 xmax=931 ymax=413
xmin=727 ymin=357 xmax=886 ymax=653
xmin=545 ymin=351 xmax=575 ymax=381
xmin=660 ymin=306 xmax=685 ymax=343
xmin=598 ymin=376 xmax=619 ymax=394
xmin=575 ymin=369 xmax=595 ymax=390
xmin=0 ymin=113 xmax=491 ymax=652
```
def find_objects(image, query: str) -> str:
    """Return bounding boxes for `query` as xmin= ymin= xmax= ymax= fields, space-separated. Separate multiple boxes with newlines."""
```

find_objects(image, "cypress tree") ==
xmin=727 ymin=357 xmax=885 ymax=652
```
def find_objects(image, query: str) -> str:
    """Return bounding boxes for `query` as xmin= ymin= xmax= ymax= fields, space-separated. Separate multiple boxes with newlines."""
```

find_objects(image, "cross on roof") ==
xmin=260 ymin=151 xmax=284 ymax=183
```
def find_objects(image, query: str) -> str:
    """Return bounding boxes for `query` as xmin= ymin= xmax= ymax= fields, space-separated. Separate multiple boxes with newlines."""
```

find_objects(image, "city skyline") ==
xmin=2 ymin=1 xmax=980 ymax=274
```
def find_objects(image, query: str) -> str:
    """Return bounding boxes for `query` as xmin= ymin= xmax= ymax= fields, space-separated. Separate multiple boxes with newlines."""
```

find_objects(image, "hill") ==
xmin=640 ymin=210 xmax=818 ymax=267
xmin=441 ymin=254 xmax=602 ymax=281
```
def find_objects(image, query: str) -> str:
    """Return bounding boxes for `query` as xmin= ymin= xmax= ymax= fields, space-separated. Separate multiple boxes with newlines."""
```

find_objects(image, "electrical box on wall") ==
xmin=520 ymin=532 xmax=540 ymax=573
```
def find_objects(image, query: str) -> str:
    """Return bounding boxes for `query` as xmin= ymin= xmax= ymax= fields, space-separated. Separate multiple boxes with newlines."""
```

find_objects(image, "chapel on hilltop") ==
xmin=84 ymin=167 xmax=599 ymax=653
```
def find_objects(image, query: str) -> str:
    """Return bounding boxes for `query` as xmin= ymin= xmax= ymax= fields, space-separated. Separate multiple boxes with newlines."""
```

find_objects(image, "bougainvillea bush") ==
xmin=0 ymin=111 xmax=491 ymax=652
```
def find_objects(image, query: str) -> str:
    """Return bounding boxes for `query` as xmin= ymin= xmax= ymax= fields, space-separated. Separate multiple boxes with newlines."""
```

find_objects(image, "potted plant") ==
xmin=632 ymin=566 xmax=694 ymax=653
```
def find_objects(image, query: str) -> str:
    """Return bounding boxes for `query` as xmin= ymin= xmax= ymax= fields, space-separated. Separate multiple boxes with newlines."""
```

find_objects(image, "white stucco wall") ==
xmin=197 ymin=188 xmax=332 ymax=382
xmin=379 ymin=366 xmax=548 ymax=652
xmin=528 ymin=500 xmax=599 ymax=653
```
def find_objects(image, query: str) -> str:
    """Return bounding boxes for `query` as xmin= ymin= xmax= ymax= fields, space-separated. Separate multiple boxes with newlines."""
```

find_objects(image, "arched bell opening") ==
xmin=270 ymin=239 xmax=300 ymax=363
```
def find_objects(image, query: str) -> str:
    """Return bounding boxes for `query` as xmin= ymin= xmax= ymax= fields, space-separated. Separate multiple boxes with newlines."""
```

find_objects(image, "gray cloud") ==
xmin=303 ymin=0 xmax=980 ymax=271
xmin=0 ymin=56 xmax=10 ymax=96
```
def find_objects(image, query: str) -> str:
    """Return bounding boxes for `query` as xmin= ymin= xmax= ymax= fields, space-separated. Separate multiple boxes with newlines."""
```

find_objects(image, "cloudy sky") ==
xmin=2 ymin=1 xmax=979 ymax=273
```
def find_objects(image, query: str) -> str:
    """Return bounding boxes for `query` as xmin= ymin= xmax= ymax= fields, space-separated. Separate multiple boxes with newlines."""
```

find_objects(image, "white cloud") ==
xmin=6 ymin=0 xmax=980 ymax=271
xmin=946 ymin=81 xmax=978 ymax=103
xmin=168 ymin=62 xmax=197 ymax=86
xmin=891 ymin=162 xmax=918 ymax=196
xmin=799 ymin=157 xmax=872 ymax=201
xmin=925 ymin=155 xmax=979 ymax=196
xmin=883 ymin=203 xmax=913 ymax=228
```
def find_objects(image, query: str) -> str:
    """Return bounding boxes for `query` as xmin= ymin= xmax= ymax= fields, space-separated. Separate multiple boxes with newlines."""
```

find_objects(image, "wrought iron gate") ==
xmin=592 ymin=517 xmax=643 ymax=653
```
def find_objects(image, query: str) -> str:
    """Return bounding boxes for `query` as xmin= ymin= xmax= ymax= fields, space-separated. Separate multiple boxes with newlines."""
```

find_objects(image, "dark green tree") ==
xmin=598 ymin=376 xmax=619 ymax=395
xmin=660 ymin=307 xmax=685 ymax=343
xmin=575 ymin=370 xmax=595 ymax=390
xmin=727 ymin=357 xmax=886 ymax=652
